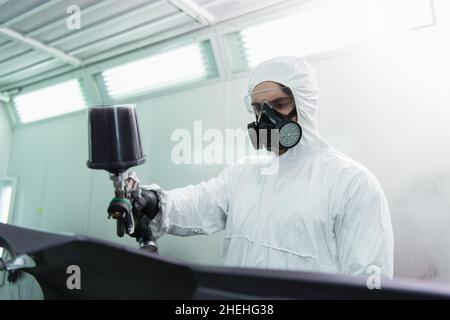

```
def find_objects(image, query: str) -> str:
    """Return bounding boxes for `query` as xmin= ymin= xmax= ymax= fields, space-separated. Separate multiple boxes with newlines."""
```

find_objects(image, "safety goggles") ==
xmin=244 ymin=87 xmax=295 ymax=115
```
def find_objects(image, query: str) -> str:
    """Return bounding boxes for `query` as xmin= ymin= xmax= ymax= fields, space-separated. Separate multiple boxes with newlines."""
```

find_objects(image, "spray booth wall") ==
xmin=0 ymin=103 xmax=11 ymax=176
xmin=0 ymin=103 xmax=12 ymax=298
xmin=2 ymin=5 xmax=450 ymax=298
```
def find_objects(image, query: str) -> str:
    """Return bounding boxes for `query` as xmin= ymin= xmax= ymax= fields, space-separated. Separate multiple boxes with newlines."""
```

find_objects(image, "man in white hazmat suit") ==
xmin=134 ymin=56 xmax=394 ymax=278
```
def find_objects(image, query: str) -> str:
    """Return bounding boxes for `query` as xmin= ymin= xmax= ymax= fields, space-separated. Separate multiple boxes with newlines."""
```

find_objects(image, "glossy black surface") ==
xmin=2 ymin=223 xmax=450 ymax=300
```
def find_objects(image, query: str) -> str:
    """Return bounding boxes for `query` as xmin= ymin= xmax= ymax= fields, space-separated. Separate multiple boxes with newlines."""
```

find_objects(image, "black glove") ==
xmin=129 ymin=189 xmax=159 ymax=240
xmin=132 ymin=189 xmax=159 ymax=220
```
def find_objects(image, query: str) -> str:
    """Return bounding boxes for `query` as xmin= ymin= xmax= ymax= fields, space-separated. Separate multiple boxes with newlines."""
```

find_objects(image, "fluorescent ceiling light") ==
xmin=103 ymin=43 xmax=209 ymax=99
xmin=14 ymin=80 xmax=86 ymax=124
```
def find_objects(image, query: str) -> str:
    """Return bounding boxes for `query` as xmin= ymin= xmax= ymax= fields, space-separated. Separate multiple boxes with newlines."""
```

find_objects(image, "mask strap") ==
xmin=286 ymin=107 xmax=297 ymax=119
xmin=255 ymin=102 xmax=297 ymax=121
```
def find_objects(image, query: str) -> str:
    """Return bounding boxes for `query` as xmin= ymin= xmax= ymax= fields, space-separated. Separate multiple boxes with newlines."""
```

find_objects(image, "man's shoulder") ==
xmin=319 ymin=148 xmax=381 ymax=188
xmin=319 ymin=147 xmax=365 ymax=170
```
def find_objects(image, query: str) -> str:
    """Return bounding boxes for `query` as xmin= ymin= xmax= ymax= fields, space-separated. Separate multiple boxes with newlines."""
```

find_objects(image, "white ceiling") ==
xmin=0 ymin=0 xmax=288 ymax=91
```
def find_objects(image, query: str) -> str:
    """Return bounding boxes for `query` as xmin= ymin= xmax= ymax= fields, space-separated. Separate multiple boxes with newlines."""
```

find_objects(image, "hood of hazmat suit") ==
xmin=146 ymin=56 xmax=394 ymax=278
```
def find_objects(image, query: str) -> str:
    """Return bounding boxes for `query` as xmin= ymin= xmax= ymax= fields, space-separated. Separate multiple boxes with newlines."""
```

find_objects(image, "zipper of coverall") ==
xmin=249 ymin=166 xmax=266 ymax=262
xmin=251 ymin=158 xmax=280 ymax=262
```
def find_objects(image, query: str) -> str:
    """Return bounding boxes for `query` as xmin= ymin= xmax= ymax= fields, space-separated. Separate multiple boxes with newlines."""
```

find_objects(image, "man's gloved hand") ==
xmin=132 ymin=189 xmax=159 ymax=220
xmin=130 ymin=189 xmax=159 ymax=240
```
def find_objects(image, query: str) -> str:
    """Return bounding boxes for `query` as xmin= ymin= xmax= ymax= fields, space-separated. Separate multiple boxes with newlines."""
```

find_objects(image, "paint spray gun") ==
xmin=86 ymin=105 xmax=158 ymax=253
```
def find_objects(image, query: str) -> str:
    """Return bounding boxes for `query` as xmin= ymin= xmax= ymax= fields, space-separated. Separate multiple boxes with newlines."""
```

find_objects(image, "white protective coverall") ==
xmin=146 ymin=56 xmax=394 ymax=278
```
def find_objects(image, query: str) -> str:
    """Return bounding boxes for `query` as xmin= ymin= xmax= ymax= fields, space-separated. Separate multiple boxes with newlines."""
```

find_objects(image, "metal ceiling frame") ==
xmin=0 ymin=15 xmax=197 ymax=84
xmin=0 ymin=14 xmax=224 ymax=93
xmin=0 ymin=0 xmax=218 ymax=57
xmin=0 ymin=0 xmax=10 ymax=7
xmin=0 ymin=92 xmax=9 ymax=102
xmin=1 ymin=0 xmax=65 ymax=27
xmin=0 ymin=0 xmax=117 ymax=52
xmin=0 ymin=0 xmax=123 ymax=79
xmin=0 ymin=0 xmax=82 ymax=66
xmin=0 ymin=0 xmax=355 ymax=92
xmin=0 ymin=26 xmax=82 ymax=66
xmin=167 ymin=0 xmax=215 ymax=25
xmin=0 ymin=0 xmax=175 ymax=70
xmin=0 ymin=0 xmax=229 ymax=88
xmin=49 ymin=0 xmax=169 ymax=48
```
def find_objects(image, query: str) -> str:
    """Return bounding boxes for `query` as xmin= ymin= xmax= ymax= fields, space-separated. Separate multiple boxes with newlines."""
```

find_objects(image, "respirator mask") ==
xmin=245 ymin=88 xmax=302 ymax=151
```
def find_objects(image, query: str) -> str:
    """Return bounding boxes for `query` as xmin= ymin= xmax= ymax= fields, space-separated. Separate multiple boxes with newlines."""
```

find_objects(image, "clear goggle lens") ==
xmin=244 ymin=87 xmax=294 ymax=115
